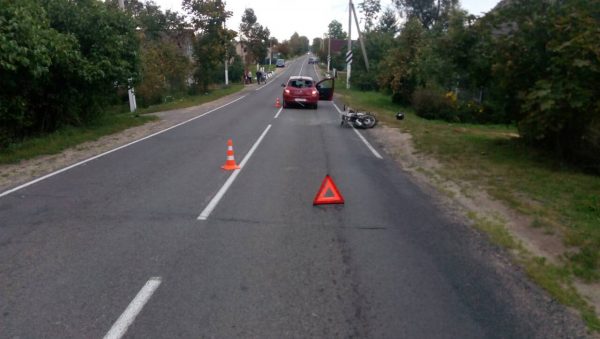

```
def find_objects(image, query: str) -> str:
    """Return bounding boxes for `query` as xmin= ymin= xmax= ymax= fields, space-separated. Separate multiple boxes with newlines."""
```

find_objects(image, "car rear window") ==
xmin=288 ymin=79 xmax=313 ymax=88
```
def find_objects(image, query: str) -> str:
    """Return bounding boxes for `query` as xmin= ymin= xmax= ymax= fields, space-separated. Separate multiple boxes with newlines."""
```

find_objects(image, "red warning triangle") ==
xmin=313 ymin=175 xmax=345 ymax=205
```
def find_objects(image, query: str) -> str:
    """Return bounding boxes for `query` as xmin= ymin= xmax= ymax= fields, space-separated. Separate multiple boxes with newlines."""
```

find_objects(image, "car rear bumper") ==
xmin=283 ymin=94 xmax=318 ymax=105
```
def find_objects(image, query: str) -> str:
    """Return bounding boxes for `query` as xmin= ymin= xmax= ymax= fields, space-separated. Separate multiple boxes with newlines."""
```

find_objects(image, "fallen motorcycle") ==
xmin=340 ymin=107 xmax=377 ymax=129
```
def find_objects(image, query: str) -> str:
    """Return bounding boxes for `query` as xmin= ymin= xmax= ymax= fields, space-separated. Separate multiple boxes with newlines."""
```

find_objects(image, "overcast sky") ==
xmin=151 ymin=0 xmax=500 ymax=41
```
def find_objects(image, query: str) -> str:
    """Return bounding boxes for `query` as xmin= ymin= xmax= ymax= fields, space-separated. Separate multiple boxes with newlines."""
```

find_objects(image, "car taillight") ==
xmin=284 ymin=89 xmax=290 ymax=94
xmin=311 ymin=90 xmax=318 ymax=96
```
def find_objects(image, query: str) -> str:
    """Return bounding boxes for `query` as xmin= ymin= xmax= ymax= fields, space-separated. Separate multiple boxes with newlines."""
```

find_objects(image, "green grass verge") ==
xmin=0 ymin=84 xmax=246 ymax=165
xmin=0 ymin=113 xmax=155 ymax=165
xmin=136 ymin=84 xmax=244 ymax=114
xmin=336 ymin=85 xmax=600 ymax=331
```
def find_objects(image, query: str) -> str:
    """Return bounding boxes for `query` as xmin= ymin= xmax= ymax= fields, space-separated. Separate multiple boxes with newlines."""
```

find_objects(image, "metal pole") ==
xmin=327 ymin=35 xmax=331 ymax=73
xmin=224 ymin=21 xmax=229 ymax=85
xmin=118 ymin=0 xmax=137 ymax=112
xmin=347 ymin=0 xmax=352 ymax=89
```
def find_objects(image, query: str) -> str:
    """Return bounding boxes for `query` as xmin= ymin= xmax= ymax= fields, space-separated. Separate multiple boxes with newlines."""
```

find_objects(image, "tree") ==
xmin=239 ymin=8 xmax=271 ymax=65
xmin=358 ymin=0 xmax=381 ymax=32
xmin=1 ymin=0 xmax=139 ymax=145
xmin=376 ymin=7 xmax=399 ymax=35
xmin=485 ymin=0 xmax=600 ymax=172
xmin=276 ymin=40 xmax=290 ymax=58
xmin=393 ymin=0 xmax=458 ymax=29
xmin=136 ymin=39 xmax=191 ymax=106
xmin=328 ymin=20 xmax=347 ymax=39
xmin=183 ymin=0 xmax=236 ymax=91
xmin=288 ymin=32 xmax=309 ymax=56
xmin=182 ymin=0 xmax=231 ymax=32
xmin=312 ymin=37 xmax=323 ymax=54
xmin=378 ymin=17 xmax=425 ymax=103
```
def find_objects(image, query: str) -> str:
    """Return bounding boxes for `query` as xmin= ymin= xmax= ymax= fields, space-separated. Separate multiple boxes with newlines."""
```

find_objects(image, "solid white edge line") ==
xmin=197 ymin=124 xmax=272 ymax=220
xmin=103 ymin=277 xmax=162 ymax=339
xmin=332 ymin=103 xmax=383 ymax=159
xmin=0 ymin=95 xmax=247 ymax=199
xmin=274 ymin=107 xmax=283 ymax=119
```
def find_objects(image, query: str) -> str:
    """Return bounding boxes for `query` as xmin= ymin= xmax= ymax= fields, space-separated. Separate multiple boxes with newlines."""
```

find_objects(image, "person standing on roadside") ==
xmin=256 ymin=70 xmax=263 ymax=84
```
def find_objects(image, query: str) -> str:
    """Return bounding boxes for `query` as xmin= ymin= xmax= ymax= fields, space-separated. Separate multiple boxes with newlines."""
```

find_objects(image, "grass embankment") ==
xmin=0 ymin=84 xmax=245 ymax=165
xmin=0 ymin=113 xmax=155 ymax=165
xmin=337 ymin=86 xmax=600 ymax=331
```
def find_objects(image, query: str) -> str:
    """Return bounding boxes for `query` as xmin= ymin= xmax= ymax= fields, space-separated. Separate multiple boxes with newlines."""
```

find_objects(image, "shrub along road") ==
xmin=0 ymin=56 xmax=589 ymax=338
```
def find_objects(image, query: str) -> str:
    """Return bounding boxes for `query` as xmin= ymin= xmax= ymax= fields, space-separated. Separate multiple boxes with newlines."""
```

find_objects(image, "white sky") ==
xmin=151 ymin=0 xmax=500 ymax=41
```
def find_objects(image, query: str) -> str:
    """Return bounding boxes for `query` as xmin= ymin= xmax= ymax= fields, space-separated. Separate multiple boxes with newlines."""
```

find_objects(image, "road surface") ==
xmin=0 ymin=56 xmax=587 ymax=338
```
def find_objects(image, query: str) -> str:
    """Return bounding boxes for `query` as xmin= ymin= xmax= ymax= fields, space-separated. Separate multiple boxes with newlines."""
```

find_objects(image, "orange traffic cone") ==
xmin=221 ymin=139 xmax=240 ymax=170
xmin=275 ymin=97 xmax=281 ymax=108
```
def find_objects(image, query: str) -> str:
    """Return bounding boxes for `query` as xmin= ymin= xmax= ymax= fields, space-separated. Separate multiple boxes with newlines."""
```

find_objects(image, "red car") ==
xmin=281 ymin=76 xmax=334 ymax=109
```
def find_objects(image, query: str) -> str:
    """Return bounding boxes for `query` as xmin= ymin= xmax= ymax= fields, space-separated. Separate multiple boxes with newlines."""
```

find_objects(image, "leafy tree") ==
xmin=376 ymin=7 xmax=399 ymax=35
xmin=275 ymin=40 xmax=290 ymax=58
xmin=378 ymin=17 xmax=424 ymax=103
xmin=358 ymin=0 xmax=381 ymax=32
xmin=351 ymin=26 xmax=397 ymax=90
xmin=239 ymin=8 xmax=271 ymax=65
xmin=0 ymin=0 xmax=138 ymax=145
xmin=108 ymin=0 xmax=192 ymax=105
xmin=393 ymin=0 xmax=458 ymax=29
xmin=312 ymin=37 xmax=323 ymax=54
xmin=136 ymin=39 xmax=191 ymax=106
xmin=485 ymin=0 xmax=600 ymax=170
xmin=182 ymin=0 xmax=230 ymax=32
xmin=328 ymin=20 xmax=347 ymax=39
xmin=288 ymin=32 xmax=309 ymax=56
xmin=183 ymin=0 xmax=236 ymax=91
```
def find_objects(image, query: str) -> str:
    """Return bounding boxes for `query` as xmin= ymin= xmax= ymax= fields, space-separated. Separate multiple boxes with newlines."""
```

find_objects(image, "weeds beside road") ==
xmin=337 ymin=87 xmax=600 ymax=332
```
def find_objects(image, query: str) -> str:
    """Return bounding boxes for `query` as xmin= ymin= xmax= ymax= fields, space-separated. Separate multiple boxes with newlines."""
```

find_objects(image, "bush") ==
xmin=412 ymin=88 xmax=456 ymax=121
xmin=0 ymin=0 xmax=138 ymax=147
xmin=485 ymin=0 xmax=600 ymax=171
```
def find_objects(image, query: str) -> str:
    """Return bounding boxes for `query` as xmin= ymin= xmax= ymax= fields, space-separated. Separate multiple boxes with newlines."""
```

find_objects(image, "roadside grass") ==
xmin=0 ymin=113 xmax=155 ymax=165
xmin=337 ymin=86 xmax=600 ymax=331
xmin=136 ymin=84 xmax=244 ymax=114
xmin=0 ymin=84 xmax=246 ymax=165
xmin=262 ymin=64 xmax=276 ymax=73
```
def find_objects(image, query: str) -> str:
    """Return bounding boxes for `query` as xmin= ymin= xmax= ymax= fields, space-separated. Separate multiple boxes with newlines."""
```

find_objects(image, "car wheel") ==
xmin=283 ymin=101 xmax=288 ymax=108
xmin=313 ymin=104 xmax=318 ymax=109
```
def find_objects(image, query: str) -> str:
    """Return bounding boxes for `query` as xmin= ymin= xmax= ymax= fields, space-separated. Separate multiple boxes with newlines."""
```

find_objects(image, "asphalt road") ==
xmin=0 ymin=56 xmax=588 ymax=338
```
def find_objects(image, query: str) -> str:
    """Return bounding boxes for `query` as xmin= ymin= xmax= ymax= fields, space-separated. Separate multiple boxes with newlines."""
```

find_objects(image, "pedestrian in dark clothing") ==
xmin=256 ymin=70 xmax=263 ymax=84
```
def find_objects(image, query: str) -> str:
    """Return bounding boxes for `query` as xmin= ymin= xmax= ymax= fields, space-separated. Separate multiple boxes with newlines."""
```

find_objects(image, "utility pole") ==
xmin=351 ymin=1 xmax=369 ymax=71
xmin=224 ymin=21 xmax=229 ymax=86
xmin=347 ymin=0 xmax=352 ymax=89
xmin=117 ymin=0 xmax=137 ymax=112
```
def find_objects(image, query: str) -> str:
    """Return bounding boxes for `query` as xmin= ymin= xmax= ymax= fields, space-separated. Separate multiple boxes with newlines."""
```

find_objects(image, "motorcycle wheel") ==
xmin=361 ymin=115 xmax=377 ymax=128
